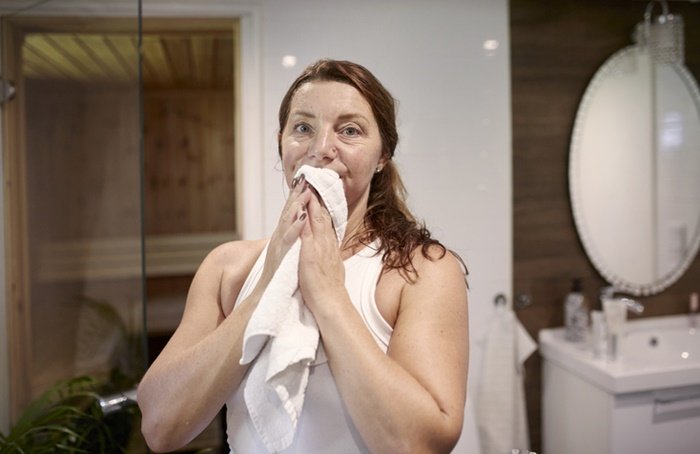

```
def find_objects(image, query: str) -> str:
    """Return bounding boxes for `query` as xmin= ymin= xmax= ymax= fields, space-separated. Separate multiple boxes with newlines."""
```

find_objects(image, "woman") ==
xmin=138 ymin=59 xmax=469 ymax=453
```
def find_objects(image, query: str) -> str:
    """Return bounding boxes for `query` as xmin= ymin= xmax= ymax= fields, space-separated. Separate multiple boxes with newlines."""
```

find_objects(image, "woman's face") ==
xmin=280 ymin=80 xmax=385 ymax=212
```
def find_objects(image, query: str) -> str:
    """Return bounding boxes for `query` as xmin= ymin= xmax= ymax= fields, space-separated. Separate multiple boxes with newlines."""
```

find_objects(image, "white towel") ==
xmin=476 ymin=300 xmax=537 ymax=454
xmin=240 ymin=165 xmax=347 ymax=453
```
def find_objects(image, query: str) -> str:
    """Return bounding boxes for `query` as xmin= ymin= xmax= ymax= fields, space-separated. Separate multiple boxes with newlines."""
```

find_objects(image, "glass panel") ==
xmin=1 ymin=0 xmax=146 ymax=450
xmin=141 ymin=16 xmax=238 ymax=452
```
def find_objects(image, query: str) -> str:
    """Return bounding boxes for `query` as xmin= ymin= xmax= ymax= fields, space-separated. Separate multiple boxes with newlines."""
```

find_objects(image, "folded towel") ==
xmin=476 ymin=300 xmax=537 ymax=454
xmin=240 ymin=165 xmax=347 ymax=453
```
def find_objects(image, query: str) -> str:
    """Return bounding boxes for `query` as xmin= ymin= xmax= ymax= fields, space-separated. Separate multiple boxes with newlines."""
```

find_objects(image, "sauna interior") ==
xmin=7 ymin=16 xmax=237 ymax=450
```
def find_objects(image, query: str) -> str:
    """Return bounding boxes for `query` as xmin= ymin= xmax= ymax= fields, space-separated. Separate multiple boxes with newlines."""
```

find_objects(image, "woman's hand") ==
xmin=256 ymin=175 xmax=312 ymax=294
xmin=297 ymin=192 xmax=469 ymax=453
xmin=298 ymin=192 xmax=346 ymax=315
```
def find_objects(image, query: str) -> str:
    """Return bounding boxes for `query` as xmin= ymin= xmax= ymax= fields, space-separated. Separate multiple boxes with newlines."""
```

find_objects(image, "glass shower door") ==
xmin=1 ymin=1 xmax=146 ymax=450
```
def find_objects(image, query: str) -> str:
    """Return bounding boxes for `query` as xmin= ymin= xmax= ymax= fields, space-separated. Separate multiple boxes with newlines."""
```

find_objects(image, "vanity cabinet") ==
xmin=540 ymin=319 xmax=700 ymax=454
xmin=543 ymin=359 xmax=700 ymax=454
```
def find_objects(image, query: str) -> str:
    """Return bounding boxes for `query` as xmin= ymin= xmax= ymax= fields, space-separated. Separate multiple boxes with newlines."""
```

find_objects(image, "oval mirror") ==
xmin=570 ymin=43 xmax=700 ymax=296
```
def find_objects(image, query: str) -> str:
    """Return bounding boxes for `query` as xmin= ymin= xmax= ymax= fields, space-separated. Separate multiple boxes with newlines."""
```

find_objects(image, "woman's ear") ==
xmin=277 ymin=131 xmax=283 ymax=157
xmin=377 ymin=155 xmax=389 ymax=172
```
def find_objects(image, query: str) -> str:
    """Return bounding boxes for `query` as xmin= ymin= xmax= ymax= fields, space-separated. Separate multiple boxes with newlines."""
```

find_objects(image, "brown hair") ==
xmin=278 ymin=59 xmax=455 ymax=279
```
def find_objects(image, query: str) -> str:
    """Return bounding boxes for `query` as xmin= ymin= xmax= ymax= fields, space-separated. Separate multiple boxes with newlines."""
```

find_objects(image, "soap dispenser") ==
xmin=564 ymin=278 xmax=588 ymax=342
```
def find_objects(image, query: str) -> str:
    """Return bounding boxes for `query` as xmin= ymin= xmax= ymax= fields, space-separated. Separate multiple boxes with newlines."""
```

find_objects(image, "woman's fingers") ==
xmin=283 ymin=207 xmax=308 ymax=244
xmin=280 ymin=176 xmax=308 ymax=225
xmin=276 ymin=180 xmax=310 ymax=240
xmin=305 ymin=191 xmax=333 ymax=236
xmin=301 ymin=193 xmax=340 ymax=258
xmin=258 ymin=177 xmax=311 ymax=287
xmin=299 ymin=193 xmax=345 ymax=314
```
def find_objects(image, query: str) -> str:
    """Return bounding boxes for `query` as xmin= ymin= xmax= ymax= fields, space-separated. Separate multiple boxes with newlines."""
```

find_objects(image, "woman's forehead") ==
xmin=292 ymin=80 xmax=369 ymax=107
xmin=290 ymin=80 xmax=371 ymax=112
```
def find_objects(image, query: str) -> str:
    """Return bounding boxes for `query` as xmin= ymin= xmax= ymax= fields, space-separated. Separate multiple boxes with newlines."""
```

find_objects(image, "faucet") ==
xmin=600 ymin=286 xmax=644 ymax=315
xmin=599 ymin=286 xmax=644 ymax=361
xmin=97 ymin=387 xmax=138 ymax=415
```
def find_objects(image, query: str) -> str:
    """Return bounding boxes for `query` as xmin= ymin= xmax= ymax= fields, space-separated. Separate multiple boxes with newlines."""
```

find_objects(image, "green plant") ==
xmin=0 ymin=376 xmax=132 ymax=453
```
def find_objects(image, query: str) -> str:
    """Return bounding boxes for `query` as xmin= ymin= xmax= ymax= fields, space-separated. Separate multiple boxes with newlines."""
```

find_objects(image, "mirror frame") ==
xmin=570 ymin=45 xmax=700 ymax=296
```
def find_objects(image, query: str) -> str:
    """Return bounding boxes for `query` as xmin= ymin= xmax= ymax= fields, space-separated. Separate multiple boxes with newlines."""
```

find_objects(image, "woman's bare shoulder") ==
xmin=206 ymin=239 xmax=268 ymax=316
xmin=412 ymin=245 xmax=467 ymax=279
xmin=377 ymin=244 xmax=467 ymax=326
xmin=204 ymin=238 xmax=268 ymax=269
xmin=385 ymin=244 xmax=466 ymax=287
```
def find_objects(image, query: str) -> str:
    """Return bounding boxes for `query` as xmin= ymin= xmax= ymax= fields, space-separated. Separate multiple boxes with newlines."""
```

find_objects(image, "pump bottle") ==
xmin=564 ymin=278 xmax=588 ymax=342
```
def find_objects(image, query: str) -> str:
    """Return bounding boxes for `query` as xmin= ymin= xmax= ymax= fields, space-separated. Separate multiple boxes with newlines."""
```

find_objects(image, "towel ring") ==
xmin=494 ymin=293 xmax=507 ymax=307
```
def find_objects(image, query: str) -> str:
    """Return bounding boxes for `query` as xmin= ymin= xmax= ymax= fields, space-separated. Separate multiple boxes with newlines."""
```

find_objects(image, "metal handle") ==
xmin=0 ymin=79 xmax=15 ymax=104
xmin=494 ymin=293 xmax=507 ymax=307
xmin=655 ymin=392 xmax=700 ymax=405
xmin=494 ymin=293 xmax=532 ymax=310
xmin=98 ymin=388 xmax=138 ymax=415
xmin=515 ymin=293 xmax=532 ymax=310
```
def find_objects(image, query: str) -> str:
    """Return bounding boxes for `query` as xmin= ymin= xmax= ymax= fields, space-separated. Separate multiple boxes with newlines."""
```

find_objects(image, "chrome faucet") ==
xmin=97 ymin=387 xmax=137 ymax=415
xmin=600 ymin=286 xmax=644 ymax=315
xmin=599 ymin=286 xmax=644 ymax=361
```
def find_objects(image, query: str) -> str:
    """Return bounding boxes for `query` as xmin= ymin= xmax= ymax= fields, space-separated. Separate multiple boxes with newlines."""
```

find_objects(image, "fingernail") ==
xmin=301 ymin=183 xmax=308 ymax=193
xmin=299 ymin=212 xmax=307 ymax=221
xmin=291 ymin=176 xmax=299 ymax=188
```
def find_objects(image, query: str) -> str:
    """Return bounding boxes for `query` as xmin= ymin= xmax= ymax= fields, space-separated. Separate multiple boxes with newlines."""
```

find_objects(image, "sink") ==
xmin=539 ymin=314 xmax=700 ymax=393
xmin=623 ymin=317 xmax=698 ymax=366
xmin=540 ymin=314 xmax=700 ymax=454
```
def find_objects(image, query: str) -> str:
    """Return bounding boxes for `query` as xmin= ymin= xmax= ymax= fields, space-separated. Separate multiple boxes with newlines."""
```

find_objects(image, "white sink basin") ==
xmin=539 ymin=314 xmax=700 ymax=393
xmin=624 ymin=318 xmax=698 ymax=366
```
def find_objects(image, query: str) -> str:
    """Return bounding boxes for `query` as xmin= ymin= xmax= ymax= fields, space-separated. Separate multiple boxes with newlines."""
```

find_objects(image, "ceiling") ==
xmin=22 ymin=32 xmax=234 ymax=90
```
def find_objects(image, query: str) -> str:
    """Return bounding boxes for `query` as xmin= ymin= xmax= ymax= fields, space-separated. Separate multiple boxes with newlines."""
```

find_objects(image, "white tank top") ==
xmin=226 ymin=240 xmax=391 ymax=453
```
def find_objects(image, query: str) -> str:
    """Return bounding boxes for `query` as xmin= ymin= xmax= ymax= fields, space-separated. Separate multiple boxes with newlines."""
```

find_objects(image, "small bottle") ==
xmin=590 ymin=310 xmax=607 ymax=359
xmin=564 ymin=278 xmax=588 ymax=342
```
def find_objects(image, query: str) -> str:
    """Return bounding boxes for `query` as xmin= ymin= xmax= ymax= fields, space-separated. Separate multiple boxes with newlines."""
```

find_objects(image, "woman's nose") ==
xmin=308 ymin=127 xmax=337 ymax=161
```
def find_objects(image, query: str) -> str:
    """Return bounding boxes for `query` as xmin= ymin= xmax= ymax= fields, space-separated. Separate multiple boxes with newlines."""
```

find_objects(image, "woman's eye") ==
xmin=294 ymin=123 xmax=311 ymax=134
xmin=342 ymin=126 xmax=360 ymax=136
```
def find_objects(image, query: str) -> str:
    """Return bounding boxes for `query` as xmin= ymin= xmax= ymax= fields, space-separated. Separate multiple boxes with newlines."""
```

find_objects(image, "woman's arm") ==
xmin=299 ymin=196 xmax=469 ymax=453
xmin=137 ymin=240 xmax=265 ymax=452
xmin=138 ymin=178 xmax=313 ymax=452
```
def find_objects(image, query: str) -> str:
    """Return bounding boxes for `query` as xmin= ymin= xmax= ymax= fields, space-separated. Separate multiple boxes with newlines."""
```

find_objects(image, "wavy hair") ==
xmin=278 ymin=59 xmax=462 ymax=280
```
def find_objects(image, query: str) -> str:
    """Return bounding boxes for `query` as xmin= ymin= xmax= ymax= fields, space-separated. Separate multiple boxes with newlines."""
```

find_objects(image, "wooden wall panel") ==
xmin=21 ymin=80 xmax=235 ymax=404
xmin=3 ymin=21 xmax=33 ymax=421
xmin=25 ymin=80 xmax=141 ymax=242
xmin=22 ymin=80 xmax=143 ymax=401
xmin=511 ymin=1 xmax=700 ymax=451
xmin=143 ymin=90 xmax=236 ymax=235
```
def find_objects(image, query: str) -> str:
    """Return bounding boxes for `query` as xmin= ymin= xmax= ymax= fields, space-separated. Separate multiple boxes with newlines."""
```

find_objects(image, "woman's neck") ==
xmin=340 ymin=200 xmax=370 ymax=259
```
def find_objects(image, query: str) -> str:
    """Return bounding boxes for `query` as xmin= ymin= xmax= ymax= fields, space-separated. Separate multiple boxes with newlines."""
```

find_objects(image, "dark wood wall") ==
xmin=511 ymin=1 xmax=700 ymax=451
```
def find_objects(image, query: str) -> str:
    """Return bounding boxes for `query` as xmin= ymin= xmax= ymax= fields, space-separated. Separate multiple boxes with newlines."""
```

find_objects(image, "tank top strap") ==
xmin=233 ymin=242 xmax=269 ymax=307
xmin=343 ymin=239 xmax=393 ymax=350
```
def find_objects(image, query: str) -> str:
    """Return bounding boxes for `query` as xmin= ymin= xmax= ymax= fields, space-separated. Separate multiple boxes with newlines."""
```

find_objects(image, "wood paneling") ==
xmin=23 ymin=32 xmax=234 ymax=89
xmin=511 ymin=1 xmax=700 ymax=451
xmin=143 ymin=90 xmax=236 ymax=235
xmin=16 ymin=16 xmax=238 ymax=90
xmin=25 ymin=81 xmax=141 ymax=241
xmin=2 ymin=19 xmax=33 ymax=422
